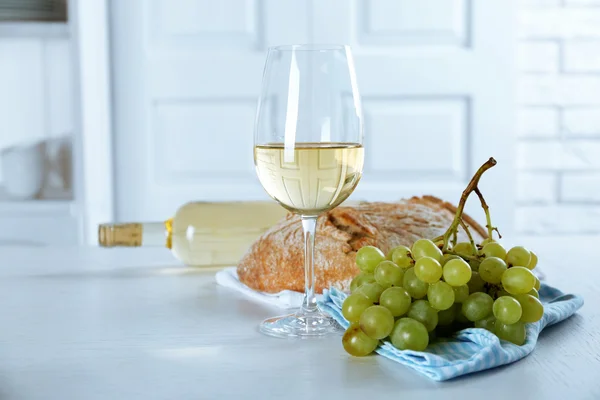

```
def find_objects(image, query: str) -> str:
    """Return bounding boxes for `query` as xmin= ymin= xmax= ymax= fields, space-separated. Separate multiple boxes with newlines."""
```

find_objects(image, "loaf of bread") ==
xmin=237 ymin=196 xmax=486 ymax=294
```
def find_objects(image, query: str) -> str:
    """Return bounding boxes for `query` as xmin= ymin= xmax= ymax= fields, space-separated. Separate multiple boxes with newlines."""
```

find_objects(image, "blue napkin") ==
xmin=318 ymin=283 xmax=584 ymax=381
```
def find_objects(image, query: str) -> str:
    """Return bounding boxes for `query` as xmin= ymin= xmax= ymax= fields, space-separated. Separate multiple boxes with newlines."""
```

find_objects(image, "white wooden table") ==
xmin=0 ymin=237 xmax=599 ymax=400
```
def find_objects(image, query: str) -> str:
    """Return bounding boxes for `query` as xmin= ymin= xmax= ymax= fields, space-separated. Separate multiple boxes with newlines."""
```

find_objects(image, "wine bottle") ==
xmin=98 ymin=201 xmax=288 ymax=266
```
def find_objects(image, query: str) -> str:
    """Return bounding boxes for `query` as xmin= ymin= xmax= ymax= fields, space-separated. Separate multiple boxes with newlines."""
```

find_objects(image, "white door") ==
xmin=111 ymin=0 xmax=515 ymax=233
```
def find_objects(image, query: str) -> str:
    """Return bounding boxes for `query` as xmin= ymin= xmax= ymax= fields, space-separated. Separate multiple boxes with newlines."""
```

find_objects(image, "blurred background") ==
xmin=0 ymin=0 xmax=597 ymax=247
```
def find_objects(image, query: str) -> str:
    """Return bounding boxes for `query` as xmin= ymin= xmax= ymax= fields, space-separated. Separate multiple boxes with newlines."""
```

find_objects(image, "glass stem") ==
xmin=301 ymin=216 xmax=319 ymax=314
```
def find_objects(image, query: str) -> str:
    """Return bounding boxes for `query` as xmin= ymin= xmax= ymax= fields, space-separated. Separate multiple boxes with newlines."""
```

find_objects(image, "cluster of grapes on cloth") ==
xmin=341 ymin=158 xmax=544 ymax=357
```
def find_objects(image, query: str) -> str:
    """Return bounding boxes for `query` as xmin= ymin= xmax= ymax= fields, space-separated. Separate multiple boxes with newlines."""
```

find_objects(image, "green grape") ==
xmin=390 ymin=246 xmax=414 ymax=269
xmin=342 ymin=293 xmax=373 ymax=323
xmin=481 ymin=242 xmax=507 ymax=260
xmin=514 ymin=294 xmax=544 ymax=323
xmin=411 ymin=239 xmax=443 ymax=262
xmin=526 ymin=251 xmax=538 ymax=270
xmin=455 ymin=307 xmax=470 ymax=324
xmin=379 ymin=287 xmax=411 ymax=317
xmin=453 ymin=242 xmax=475 ymax=256
xmin=442 ymin=258 xmax=472 ymax=286
xmin=407 ymin=300 xmax=439 ymax=332
xmin=496 ymin=289 xmax=511 ymax=298
xmin=437 ymin=304 xmax=457 ymax=326
xmin=467 ymin=271 xmax=486 ymax=294
xmin=534 ymin=275 xmax=541 ymax=291
xmin=342 ymin=324 xmax=379 ymax=356
xmin=427 ymin=281 xmax=455 ymax=310
xmin=528 ymin=288 xmax=539 ymax=299
xmin=350 ymin=273 xmax=376 ymax=293
xmin=356 ymin=282 xmax=385 ymax=303
xmin=359 ymin=305 xmax=395 ymax=340
xmin=441 ymin=254 xmax=461 ymax=265
xmin=505 ymin=246 xmax=531 ymax=267
xmin=480 ymin=238 xmax=494 ymax=247
xmin=385 ymin=247 xmax=395 ymax=260
xmin=462 ymin=292 xmax=493 ymax=322
xmin=468 ymin=259 xmax=481 ymax=272
xmin=374 ymin=261 xmax=404 ymax=288
xmin=390 ymin=318 xmax=429 ymax=351
xmin=414 ymin=257 xmax=443 ymax=283
xmin=492 ymin=296 xmax=522 ymax=324
xmin=495 ymin=321 xmax=526 ymax=345
xmin=479 ymin=257 xmax=507 ymax=284
xmin=475 ymin=315 xmax=496 ymax=332
xmin=501 ymin=266 xmax=536 ymax=295
xmin=402 ymin=267 xmax=429 ymax=299
xmin=453 ymin=284 xmax=469 ymax=303
xmin=356 ymin=246 xmax=386 ymax=273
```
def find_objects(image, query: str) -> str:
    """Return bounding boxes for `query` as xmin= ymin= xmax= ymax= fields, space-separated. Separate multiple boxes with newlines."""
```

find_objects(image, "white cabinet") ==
xmin=0 ymin=0 xmax=116 ymax=245
xmin=0 ymin=7 xmax=77 ymax=245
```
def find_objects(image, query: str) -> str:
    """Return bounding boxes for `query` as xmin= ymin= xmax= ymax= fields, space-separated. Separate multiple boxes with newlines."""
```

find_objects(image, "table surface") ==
xmin=1 ymin=236 xmax=599 ymax=400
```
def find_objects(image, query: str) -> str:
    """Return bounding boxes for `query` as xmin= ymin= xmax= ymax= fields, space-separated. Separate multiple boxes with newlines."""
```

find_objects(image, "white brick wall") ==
xmin=561 ymin=173 xmax=600 ymax=201
xmin=563 ymin=108 xmax=600 ymax=135
xmin=517 ymin=1 xmax=600 ymax=234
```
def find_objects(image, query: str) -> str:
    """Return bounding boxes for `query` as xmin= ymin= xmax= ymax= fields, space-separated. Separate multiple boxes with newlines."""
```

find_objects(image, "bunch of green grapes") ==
xmin=342 ymin=239 xmax=544 ymax=357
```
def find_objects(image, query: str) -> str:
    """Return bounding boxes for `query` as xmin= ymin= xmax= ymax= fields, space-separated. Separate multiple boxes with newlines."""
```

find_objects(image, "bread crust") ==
xmin=237 ymin=196 xmax=486 ymax=294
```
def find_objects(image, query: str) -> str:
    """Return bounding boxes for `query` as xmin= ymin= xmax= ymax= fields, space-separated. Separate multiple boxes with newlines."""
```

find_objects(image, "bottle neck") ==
xmin=141 ymin=222 xmax=170 ymax=247
xmin=98 ymin=221 xmax=171 ymax=248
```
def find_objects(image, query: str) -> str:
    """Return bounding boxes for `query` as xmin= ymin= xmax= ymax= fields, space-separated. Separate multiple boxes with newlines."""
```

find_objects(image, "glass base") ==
xmin=259 ymin=310 xmax=342 ymax=338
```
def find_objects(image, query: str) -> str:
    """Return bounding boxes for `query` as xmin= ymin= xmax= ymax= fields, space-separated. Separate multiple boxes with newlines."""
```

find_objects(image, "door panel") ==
xmin=111 ymin=0 xmax=515 ymax=233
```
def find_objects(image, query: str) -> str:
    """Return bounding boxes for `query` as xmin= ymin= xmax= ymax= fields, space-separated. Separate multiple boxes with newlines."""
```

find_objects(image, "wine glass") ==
xmin=253 ymin=44 xmax=364 ymax=338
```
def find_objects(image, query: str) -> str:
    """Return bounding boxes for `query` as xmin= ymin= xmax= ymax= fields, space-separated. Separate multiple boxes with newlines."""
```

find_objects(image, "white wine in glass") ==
xmin=254 ymin=44 xmax=364 ymax=338
xmin=254 ymin=143 xmax=363 ymax=215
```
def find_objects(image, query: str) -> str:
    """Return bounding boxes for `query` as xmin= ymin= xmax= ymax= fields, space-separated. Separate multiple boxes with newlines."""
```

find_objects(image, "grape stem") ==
xmin=444 ymin=250 xmax=479 ymax=262
xmin=459 ymin=218 xmax=477 ymax=255
xmin=441 ymin=158 xmax=497 ymax=253
xmin=474 ymin=187 xmax=501 ymax=240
